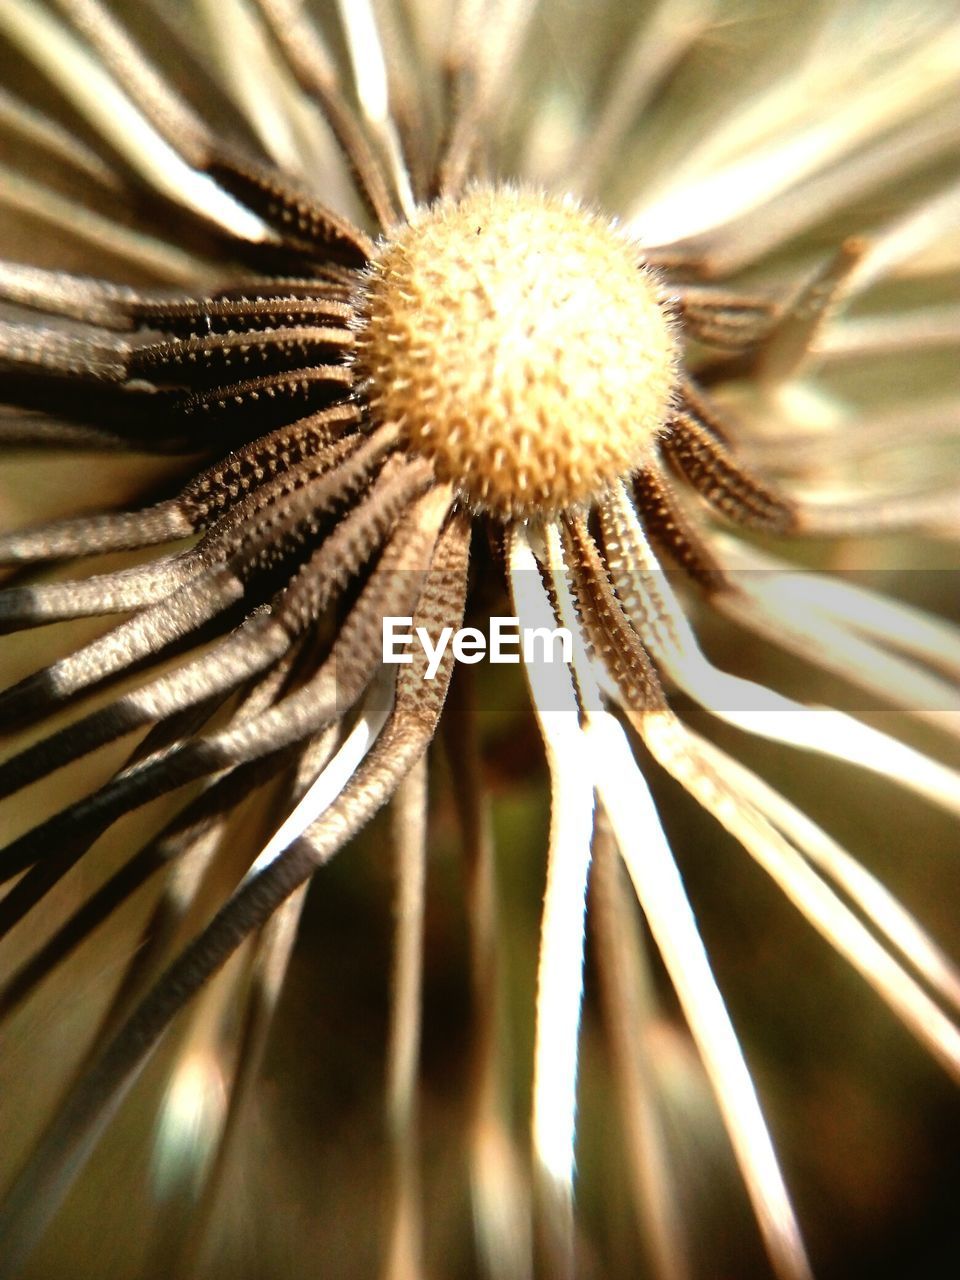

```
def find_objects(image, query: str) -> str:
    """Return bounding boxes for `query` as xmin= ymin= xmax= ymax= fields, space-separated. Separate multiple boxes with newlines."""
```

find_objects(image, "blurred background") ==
xmin=1 ymin=1 xmax=959 ymax=1277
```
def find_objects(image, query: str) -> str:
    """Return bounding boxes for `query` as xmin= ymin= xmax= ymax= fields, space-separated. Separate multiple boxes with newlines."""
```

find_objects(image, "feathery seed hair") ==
xmin=0 ymin=3 xmax=959 ymax=1279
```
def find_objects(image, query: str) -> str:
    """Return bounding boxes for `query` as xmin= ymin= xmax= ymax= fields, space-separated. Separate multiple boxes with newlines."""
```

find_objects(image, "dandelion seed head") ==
xmin=354 ymin=185 xmax=678 ymax=518
xmin=1 ymin=2 xmax=959 ymax=1276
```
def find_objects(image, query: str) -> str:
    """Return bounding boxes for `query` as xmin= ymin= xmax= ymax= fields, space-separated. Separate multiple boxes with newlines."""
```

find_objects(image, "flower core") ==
xmin=354 ymin=186 xmax=678 ymax=517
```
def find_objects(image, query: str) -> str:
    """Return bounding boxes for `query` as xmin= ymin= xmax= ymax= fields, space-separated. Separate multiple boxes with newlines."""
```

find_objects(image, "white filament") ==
xmin=513 ymin=526 xmax=812 ymax=1280
xmin=604 ymin=487 xmax=960 ymax=813
xmin=510 ymin=528 xmax=594 ymax=1207
xmin=243 ymin=675 xmax=395 ymax=881
xmin=0 ymin=0 xmax=270 ymax=242
xmin=641 ymin=715 xmax=960 ymax=1083
xmin=336 ymin=0 xmax=416 ymax=218
xmin=591 ymin=710 xmax=813 ymax=1280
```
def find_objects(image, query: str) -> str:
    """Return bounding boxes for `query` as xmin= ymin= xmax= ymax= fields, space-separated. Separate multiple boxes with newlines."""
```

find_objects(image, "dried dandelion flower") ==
xmin=0 ymin=2 xmax=959 ymax=1278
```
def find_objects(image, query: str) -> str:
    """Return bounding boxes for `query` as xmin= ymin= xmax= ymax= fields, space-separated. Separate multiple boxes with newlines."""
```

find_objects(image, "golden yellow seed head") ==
xmin=354 ymin=186 xmax=678 ymax=518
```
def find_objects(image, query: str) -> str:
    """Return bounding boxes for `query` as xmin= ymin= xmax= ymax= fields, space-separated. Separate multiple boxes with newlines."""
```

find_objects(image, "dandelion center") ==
xmin=354 ymin=186 xmax=678 ymax=517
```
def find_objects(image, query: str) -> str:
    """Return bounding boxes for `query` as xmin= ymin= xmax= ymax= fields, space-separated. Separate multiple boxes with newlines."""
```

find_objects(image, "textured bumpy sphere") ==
xmin=354 ymin=186 xmax=678 ymax=518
